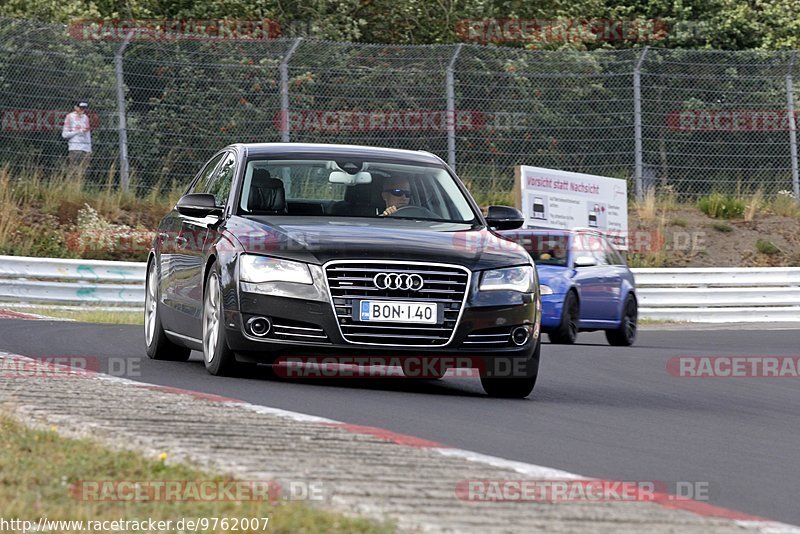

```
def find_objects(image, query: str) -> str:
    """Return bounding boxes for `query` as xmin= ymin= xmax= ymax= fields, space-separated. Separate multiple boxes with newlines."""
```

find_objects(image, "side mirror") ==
xmin=573 ymin=256 xmax=598 ymax=268
xmin=486 ymin=205 xmax=525 ymax=230
xmin=176 ymin=193 xmax=224 ymax=218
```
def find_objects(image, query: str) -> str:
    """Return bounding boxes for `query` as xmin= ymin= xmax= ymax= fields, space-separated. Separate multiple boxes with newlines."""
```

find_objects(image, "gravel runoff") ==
xmin=0 ymin=351 xmax=795 ymax=534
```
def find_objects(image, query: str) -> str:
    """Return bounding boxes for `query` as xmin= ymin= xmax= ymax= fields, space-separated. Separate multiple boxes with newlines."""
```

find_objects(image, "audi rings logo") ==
xmin=373 ymin=273 xmax=425 ymax=291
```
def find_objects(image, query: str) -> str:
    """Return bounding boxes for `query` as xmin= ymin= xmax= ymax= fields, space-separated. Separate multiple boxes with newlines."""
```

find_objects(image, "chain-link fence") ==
xmin=1 ymin=16 xmax=799 ymax=201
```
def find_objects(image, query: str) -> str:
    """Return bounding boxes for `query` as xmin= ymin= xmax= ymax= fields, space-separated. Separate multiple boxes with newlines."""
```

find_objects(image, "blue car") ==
xmin=500 ymin=228 xmax=637 ymax=346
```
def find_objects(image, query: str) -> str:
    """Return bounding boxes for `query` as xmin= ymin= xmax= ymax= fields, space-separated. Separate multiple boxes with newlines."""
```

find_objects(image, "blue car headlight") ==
xmin=480 ymin=265 xmax=536 ymax=293
xmin=239 ymin=254 xmax=313 ymax=285
xmin=539 ymin=284 xmax=554 ymax=295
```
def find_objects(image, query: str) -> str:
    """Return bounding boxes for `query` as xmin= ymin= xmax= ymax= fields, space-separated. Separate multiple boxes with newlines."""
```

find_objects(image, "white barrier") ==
xmin=0 ymin=256 xmax=798 ymax=322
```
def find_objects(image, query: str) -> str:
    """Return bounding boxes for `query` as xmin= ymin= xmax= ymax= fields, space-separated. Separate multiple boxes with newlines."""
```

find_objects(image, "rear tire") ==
xmin=144 ymin=259 xmax=191 ymax=362
xmin=203 ymin=264 xmax=238 ymax=376
xmin=548 ymin=291 xmax=579 ymax=345
xmin=605 ymin=295 xmax=637 ymax=347
xmin=480 ymin=343 xmax=540 ymax=399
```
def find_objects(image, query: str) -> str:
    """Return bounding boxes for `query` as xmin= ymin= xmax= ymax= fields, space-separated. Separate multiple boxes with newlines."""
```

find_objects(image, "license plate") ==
xmin=356 ymin=300 xmax=439 ymax=324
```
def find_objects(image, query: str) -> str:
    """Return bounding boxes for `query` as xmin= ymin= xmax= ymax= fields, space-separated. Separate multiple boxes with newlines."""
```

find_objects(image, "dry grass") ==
xmin=770 ymin=191 xmax=800 ymax=218
xmin=744 ymin=188 xmax=764 ymax=222
xmin=634 ymin=187 xmax=657 ymax=221
xmin=626 ymin=213 xmax=668 ymax=267
xmin=0 ymin=167 xmax=17 ymax=246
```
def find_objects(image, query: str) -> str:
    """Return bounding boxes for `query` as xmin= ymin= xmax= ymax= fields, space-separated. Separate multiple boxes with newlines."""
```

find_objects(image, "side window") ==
xmin=205 ymin=152 xmax=236 ymax=206
xmin=576 ymin=233 xmax=607 ymax=265
xmin=604 ymin=237 xmax=626 ymax=265
xmin=187 ymin=153 xmax=224 ymax=195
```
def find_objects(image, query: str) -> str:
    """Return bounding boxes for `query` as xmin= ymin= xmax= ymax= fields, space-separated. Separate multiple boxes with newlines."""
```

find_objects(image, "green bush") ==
xmin=756 ymin=239 xmax=780 ymax=255
xmin=697 ymin=193 xmax=746 ymax=219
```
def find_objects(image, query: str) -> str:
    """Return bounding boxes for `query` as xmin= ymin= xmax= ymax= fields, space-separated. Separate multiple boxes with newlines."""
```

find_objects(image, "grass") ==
xmin=0 ymin=415 xmax=393 ymax=534
xmin=711 ymin=222 xmax=733 ymax=233
xmin=4 ymin=307 xmax=144 ymax=324
xmin=756 ymin=239 xmax=780 ymax=255
xmin=634 ymin=187 xmax=657 ymax=221
xmin=770 ymin=191 xmax=800 ymax=217
xmin=634 ymin=186 xmax=680 ymax=223
xmin=0 ymin=166 xmax=184 ymax=261
xmin=697 ymin=192 xmax=746 ymax=219
xmin=743 ymin=188 xmax=764 ymax=222
xmin=670 ymin=218 xmax=688 ymax=227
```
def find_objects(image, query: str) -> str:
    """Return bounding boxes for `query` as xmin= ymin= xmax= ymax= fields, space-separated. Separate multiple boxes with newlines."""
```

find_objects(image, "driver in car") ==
xmin=380 ymin=176 xmax=411 ymax=216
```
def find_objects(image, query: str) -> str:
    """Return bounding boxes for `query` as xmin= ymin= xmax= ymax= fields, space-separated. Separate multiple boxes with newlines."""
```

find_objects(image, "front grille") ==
xmin=325 ymin=261 xmax=470 ymax=346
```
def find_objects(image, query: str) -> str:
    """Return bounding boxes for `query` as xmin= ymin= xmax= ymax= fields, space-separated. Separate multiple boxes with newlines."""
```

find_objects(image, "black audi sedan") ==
xmin=145 ymin=143 xmax=541 ymax=398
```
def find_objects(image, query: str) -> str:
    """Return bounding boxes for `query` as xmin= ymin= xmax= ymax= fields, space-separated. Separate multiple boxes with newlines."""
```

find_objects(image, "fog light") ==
xmin=247 ymin=316 xmax=271 ymax=337
xmin=511 ymin=326 xmax=531 ymax=346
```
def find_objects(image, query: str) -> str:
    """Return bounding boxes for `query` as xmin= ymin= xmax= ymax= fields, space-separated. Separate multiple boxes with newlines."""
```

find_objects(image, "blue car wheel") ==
xmin=549 ymin=291 xmax=579 ymax=344
xmin=605 ymin=295 xmax=637 ymax=346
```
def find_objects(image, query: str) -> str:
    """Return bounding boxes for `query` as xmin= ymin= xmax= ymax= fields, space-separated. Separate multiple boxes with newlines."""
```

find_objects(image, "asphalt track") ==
xmin=1 ymin=319 xmax=798 ymax=525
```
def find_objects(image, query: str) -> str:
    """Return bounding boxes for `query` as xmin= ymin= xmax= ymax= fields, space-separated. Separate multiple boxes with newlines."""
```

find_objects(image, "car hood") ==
xmin=224 ymin=216 xmax=530 ymax=271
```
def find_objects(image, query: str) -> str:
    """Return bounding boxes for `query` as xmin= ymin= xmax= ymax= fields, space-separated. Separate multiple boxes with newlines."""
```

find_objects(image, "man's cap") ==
xmin=76 ymin=101 xmax=89 ymax=108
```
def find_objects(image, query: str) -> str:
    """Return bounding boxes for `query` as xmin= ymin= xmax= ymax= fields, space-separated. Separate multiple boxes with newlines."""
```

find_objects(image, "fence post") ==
xmin=280 ymin=38 xmax=303 ymax=143
xmin=114 ymin=30 xmax=134 ymax=192
xmin=787 ymin=51 xmax=799 ymax=201
xmin=633 ymin=46 xmax=649 ymax=202
xmin=446 ymin=44 xmax=464 ymax=171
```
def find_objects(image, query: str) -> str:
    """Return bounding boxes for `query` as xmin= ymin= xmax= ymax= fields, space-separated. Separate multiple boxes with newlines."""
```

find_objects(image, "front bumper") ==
xmin=540 ymin=294 xmax=565 ymax=330
xmin=225 ymin=287 xmax=539 ymax=363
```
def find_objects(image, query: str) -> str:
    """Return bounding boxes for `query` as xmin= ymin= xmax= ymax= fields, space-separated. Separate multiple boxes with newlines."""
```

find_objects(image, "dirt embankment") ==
xmin=629 ymin=207 xmax=800 ymax=267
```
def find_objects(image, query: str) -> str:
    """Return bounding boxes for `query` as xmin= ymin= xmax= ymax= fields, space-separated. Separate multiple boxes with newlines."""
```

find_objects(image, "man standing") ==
xmin=62 ymin=100 xmax=92 ymax=178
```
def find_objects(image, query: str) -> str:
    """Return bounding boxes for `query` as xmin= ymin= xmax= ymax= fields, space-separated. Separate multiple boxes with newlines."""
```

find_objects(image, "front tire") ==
xmin=480 ymin=343 xmax=540 ymax=399
xmin=605 ymin=295 xmax=637 ymax=346
xmin=548 ymin=291 xmax=579 ymax=345
xmin=144 ymin=259 xmax=191 ymax=362
xmin=203 ymin=264 xmax=237 ymax=376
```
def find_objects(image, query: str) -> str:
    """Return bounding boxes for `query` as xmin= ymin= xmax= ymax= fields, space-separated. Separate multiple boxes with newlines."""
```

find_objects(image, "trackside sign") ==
xmin=514 ymin=165 xmax=628 ymax=249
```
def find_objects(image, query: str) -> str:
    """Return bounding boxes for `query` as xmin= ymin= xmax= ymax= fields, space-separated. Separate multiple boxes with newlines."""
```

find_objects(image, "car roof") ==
xmin=232 ymin=143 xmax=445 ymax=166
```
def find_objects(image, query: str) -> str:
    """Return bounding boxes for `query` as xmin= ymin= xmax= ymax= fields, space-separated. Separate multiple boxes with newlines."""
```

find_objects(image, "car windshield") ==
xmin=238 ymin=158 xmax=477 ymax=224
xmin=507 ymin=233 xmax=570 ymax=267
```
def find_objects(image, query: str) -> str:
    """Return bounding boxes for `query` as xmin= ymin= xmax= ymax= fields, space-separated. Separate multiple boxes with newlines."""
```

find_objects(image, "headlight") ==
xmin=239 ymin=255 xmax=313 ymax=285
xmin=480 ymin=266 xmax=535 ymax=293
xmin=540 ymin=284 xmax=554 ymax=295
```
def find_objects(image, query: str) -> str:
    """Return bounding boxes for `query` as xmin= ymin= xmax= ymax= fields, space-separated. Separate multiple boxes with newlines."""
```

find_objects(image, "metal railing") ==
xmin=1 ymin=256 xmax=798 ymax=323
